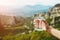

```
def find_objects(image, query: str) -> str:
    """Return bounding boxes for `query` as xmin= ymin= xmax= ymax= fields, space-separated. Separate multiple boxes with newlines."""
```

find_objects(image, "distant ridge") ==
xmin=0 ymin=4 xmax=52 ymax=17
xmin=13 ymin=4 xmax=52 ymax=17
xmin=54 ymin=4 xmax=60 ymax=7
xmin=0 ymin=12 xmax=16 ymax=16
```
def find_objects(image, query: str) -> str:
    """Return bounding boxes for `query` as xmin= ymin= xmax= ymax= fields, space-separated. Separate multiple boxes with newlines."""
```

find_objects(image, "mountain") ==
xmin=12 ymin=4 xmax=52 ymax=17
xmin=0 ymin=14 xmax=16 ymax=26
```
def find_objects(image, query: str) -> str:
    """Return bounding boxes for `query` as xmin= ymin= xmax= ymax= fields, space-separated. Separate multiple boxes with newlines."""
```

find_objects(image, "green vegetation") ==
xmin=3 ymin=31 xmax=58 ymax=40
xmin=46 ymin=17 xmax=52 ymax=25
xmin=0 ymin=16 xmax=59 ymax=40
xmin=46 ymin=17 xmax=60 ymax=30
xmin=54 ymin=16 xmax=60 ymax=28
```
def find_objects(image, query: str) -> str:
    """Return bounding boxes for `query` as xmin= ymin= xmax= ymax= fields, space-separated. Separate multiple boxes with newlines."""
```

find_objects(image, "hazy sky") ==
xmin=0 ymin=0 xmax=60 ymax=15
xmin=0 ymin=0 xmax=60 ymax=6
xmin=0 ymin=0 xmax=60 ymax=12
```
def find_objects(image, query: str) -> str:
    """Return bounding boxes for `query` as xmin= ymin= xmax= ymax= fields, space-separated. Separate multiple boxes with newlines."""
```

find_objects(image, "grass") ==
xmin=3 ymin=31 xmax=58 ymax=40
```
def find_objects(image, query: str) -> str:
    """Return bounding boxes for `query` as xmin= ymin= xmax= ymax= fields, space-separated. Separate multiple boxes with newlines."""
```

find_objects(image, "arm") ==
xmin=41 ymin=20 xmax=60 ymax=39
xmin=48 ymin=26 xmax=60 ymax=39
